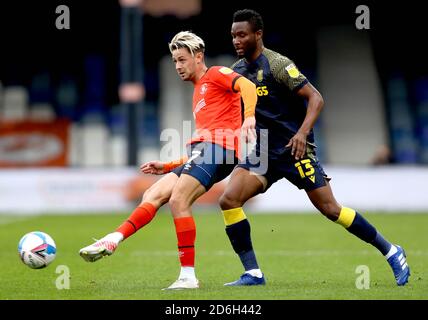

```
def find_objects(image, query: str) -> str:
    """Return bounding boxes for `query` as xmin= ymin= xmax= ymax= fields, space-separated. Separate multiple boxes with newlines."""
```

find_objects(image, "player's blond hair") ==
xmin=168 ymin=31 xmax=205 ymax=56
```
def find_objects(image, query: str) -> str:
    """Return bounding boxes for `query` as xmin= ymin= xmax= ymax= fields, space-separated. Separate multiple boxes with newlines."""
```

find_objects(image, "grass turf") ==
xmin=0 ymin=212 xmax=427 ymax=300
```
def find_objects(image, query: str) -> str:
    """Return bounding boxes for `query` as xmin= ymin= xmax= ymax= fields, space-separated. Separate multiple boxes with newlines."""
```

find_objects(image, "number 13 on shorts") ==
xmin=295 ymin=159 xmax=315 ymax=183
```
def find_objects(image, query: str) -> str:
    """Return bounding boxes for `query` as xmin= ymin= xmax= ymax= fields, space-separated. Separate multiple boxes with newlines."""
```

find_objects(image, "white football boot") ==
xmin=162 ymin=278 xmax=200 ymax=290
xmin=79 ymin=233 xmax=119 ymax=262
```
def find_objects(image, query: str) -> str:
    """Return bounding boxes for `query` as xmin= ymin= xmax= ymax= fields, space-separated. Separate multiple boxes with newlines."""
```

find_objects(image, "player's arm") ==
xmin=233 ymin=76 xmax=257 ymax=142
xmin=286 ymin=83 xmax=324 ymax=160
xmin=273 ymin=58 xmax=324 ymax=160
xmin=140 ymin=156 xmax=188 ymax=175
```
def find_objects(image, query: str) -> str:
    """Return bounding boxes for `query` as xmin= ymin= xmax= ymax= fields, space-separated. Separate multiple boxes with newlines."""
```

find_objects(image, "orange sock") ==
xmin=116 ymin=203 xmax=157 ymax=239
xmin=174 ymin=216 xmax=196 ymax=267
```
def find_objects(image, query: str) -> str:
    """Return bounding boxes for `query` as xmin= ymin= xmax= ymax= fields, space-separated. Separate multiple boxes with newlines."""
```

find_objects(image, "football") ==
xmin=18 ymin=231 xmax=57 ymax=269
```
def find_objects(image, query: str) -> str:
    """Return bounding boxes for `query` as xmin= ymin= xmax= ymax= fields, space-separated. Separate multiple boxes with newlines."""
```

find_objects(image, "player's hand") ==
xmin=286 ymin=131 xmax=307 ymax=160
xmin=140 ymin=161 xmax=166 ymax=175
xmin=241 ymin=116 xmax=257 ymax=143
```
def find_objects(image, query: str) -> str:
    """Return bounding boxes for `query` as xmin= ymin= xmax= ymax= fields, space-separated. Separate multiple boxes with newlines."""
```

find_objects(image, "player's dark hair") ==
xmin=233 ymin=9 xmax=264 ymax=32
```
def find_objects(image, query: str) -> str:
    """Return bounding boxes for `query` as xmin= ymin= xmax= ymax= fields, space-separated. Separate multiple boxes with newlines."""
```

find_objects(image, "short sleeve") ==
xmin=272 ymin=58 xmax=308 ymax=92
xmin=210 ymin=66 xmax=241 ymax=91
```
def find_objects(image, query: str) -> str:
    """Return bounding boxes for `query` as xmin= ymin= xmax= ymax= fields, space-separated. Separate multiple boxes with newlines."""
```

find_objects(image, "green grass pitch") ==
xmin=0 ymin=211 xmax=427 ymax=300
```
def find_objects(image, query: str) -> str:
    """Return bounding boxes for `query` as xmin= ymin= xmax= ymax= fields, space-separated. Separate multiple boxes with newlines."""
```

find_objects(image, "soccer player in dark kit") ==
xmin=219 ymin=9 xmax=410 ymax=287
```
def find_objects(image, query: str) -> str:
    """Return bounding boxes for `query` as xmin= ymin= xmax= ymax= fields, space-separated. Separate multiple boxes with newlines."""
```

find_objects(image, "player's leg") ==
xmin=306 ymin=181 xmax=410 ymax=286
xmin=79 ymin=172 xmax=178 ymax=262
xmin=163 ymin=173 xmax=207 ymax=290
xmin=116 ymin=172 xmax=179 ymax=239
xmin=164 ymin=142 xmax=237 ymax=289
xmin=219 ymin=167 xmax=267 ymax=286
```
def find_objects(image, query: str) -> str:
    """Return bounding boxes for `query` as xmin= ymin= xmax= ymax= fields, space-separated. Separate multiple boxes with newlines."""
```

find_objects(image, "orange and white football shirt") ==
xmin=190 ymin=66 xmax=242 ymax=157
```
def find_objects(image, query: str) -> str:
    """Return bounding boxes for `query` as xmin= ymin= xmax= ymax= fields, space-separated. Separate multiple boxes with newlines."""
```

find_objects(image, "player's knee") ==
xmin=219 ymin=192 xmax=243 ymax=210
xmin=142 ymin=185 xmax=170 ymax=207
xmin=318 ymin=202 xmax=341 ymax=221
xmin=168 ymin=194 xmax=189 ymax=214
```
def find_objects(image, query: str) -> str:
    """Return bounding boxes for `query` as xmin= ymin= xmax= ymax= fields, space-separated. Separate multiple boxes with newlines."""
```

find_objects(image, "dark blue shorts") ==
xmin=172 ymin=142 xmax=238 ymax=191
xmin=237 ymin=144 xmax=329 ymax=192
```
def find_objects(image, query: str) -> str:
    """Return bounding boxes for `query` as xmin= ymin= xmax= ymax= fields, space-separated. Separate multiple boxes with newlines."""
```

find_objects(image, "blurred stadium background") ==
xmin=1 ymin=0 xmax=428 ymax=301
xmin=1 ymin=0 xmax=427 ymax=214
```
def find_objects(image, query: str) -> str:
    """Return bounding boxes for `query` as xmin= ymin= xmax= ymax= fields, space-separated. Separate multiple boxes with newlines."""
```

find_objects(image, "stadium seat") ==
xmin=414 ymin=78 xmax=428 ymax=163
xmin=29 ymin=73 xmax=51 ymax=105
xmin=68 ymin=123 xmax=81 ymax=167
xmin=387 ymin=77 xmax=418 ymax=163
xmin=109 ymin=134 xmax=128 ymax=166
xmin=80 ymin=121 xmax=109 ymax=166
xmin=29 ymin=103 xmax=56 ymax=121
xmin=2 ymin=86 xmax=29 ymax=120
xmin=56 ymin=76 xmax=79 ymax=120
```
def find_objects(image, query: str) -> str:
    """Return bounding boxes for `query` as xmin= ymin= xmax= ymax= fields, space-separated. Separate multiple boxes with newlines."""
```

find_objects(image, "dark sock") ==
xmin=225 ymin=219 xmax=259 ymax=271
xmin=371 ymin=232 xmax=392 ymax=255
xmin=347 ymin=212 xmax=377 ymax=242
xmin=347 ymin=212 xmax=391 ymax=255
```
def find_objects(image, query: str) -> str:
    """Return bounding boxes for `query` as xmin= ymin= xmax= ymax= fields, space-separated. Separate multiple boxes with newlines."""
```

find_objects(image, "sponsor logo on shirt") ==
xmin=194 ymin=98 xmax=206 ymax=115
xmin=219 ymin=67 xmax=233 ymax=74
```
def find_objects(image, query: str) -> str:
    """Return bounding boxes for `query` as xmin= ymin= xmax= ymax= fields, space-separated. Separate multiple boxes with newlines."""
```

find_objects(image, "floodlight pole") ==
xmin=119 ymin=0 xmax=144 ymax=166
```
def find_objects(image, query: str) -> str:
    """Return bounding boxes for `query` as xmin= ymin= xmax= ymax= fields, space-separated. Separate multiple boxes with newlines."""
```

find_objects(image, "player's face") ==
xmin=231 ymin=21 xmax=258 ymax=58
xmin=172 ymin=48 xmax=197 ymax=81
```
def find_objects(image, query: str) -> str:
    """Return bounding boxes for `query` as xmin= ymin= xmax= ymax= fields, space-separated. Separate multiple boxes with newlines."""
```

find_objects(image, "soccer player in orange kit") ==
xmin=79 ymin=31 xmax=258 ymax=290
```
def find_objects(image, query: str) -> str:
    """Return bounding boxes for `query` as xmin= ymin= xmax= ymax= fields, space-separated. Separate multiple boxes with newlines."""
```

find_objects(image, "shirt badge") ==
xmin=286 ymin=64 xmax=300 ymax=78
xmin=200 ymin=83 xmax=208 ymax=95
xmin=257 ymin=69 xmax=264 ymax=82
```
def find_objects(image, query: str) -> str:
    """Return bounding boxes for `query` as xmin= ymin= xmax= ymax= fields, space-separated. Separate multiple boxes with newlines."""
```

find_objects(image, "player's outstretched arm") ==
xmin=140 ymin=156 xmax=188 ymax=175
xmin=140 ymin=161 xmax=167 ymax=175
